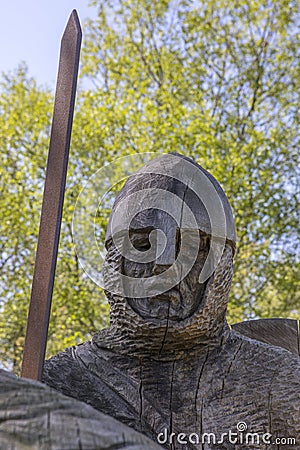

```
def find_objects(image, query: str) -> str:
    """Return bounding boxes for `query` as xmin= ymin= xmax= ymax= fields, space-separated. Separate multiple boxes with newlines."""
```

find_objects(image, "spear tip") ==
xmin=63 ymin=9 xmax=82 ymax=42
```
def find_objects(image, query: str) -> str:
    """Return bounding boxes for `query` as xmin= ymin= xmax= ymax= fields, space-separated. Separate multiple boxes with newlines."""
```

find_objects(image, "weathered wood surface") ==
xmin=232 ymin=318 xmax=300 ymax=356
xmin=43 ymin=331 xmax=300 ymax=449
xmin=0 ymin=369 xmax=162 ymax=450
xmin=43 ymin=155 xmax=300 ymax=449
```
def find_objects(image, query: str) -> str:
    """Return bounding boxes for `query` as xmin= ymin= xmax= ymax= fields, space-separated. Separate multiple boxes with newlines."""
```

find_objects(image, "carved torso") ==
xmin=43 ymin=330 xmax=300 ymax=449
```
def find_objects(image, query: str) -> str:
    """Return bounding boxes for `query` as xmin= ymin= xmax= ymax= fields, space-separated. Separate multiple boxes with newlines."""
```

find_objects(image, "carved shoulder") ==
xmin=0 ymin=369 xmax=162 ymax=450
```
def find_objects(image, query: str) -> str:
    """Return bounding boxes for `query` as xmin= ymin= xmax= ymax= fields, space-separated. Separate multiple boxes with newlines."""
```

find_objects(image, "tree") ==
xmin=0 ymin=0 xmax=299 ymax=372
xmin=80 ymin=0 xmax=299 ymax=322
xmin=0 ymin=65 xmax=108 ymax=373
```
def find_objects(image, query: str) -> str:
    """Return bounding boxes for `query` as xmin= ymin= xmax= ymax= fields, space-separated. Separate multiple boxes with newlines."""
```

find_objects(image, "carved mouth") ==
xmin=127 ymin=279 xmax=209 ymax=322
xmin=152 ymin=288 xmax=181 ymax=305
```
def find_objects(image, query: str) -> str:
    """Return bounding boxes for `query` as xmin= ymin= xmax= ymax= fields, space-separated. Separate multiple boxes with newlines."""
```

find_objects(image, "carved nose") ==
xmin=154 ymin=233 xmax=176 ymax=272
xmin=153 ymin=238 xmax=176 ymax=276
xmin=152 ymin=223 xmax=177 ymax=275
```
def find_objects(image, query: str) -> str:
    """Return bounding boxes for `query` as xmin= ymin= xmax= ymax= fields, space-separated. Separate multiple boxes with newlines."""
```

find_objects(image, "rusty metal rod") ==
xmin=21 ymin=10 xmax=82 ymax=380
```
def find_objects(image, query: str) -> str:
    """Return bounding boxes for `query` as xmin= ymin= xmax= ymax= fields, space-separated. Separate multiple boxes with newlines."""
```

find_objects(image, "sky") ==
xmin=0 ymin=0 xmax=97 ymax=91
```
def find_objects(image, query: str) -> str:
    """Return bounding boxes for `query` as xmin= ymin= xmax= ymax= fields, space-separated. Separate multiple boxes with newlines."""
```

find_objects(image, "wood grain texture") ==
xmin=43 ymin=331 xmax=300 ymax=449
xmin=0 ymin=369 xmax=163 ymax=450
xmin=232 ymin=318 xmax=300 ymax=356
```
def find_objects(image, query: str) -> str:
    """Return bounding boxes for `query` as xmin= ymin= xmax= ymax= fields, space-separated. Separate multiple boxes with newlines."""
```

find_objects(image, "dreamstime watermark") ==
xmin=157 ymin=422 xmax=297 ymax=446
xmin=72 ymin=153 xmax=229 ymax=297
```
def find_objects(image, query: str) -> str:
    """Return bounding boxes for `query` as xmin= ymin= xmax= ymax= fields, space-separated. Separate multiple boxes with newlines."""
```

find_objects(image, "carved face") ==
xmin=122 ymin=222 xmax=211 ymax=321
xmin=103 ymin=153 xmax=236 ymax=340
xmin=122 ymin=237 xmax=209 ymax=321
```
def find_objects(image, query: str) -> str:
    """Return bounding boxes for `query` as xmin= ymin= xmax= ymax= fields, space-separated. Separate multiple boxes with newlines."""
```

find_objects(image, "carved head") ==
xmin=100 ymin=153 xmax=236 ymax=356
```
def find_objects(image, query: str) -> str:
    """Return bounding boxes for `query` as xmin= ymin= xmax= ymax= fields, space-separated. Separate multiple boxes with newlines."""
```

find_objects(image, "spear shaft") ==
xmin=21 ymin=10 xmax=82 ymax=381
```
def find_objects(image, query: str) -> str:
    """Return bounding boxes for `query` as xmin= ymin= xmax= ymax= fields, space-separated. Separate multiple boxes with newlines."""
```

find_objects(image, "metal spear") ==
xmin=21 ymin=10 xmax=82 ymax=380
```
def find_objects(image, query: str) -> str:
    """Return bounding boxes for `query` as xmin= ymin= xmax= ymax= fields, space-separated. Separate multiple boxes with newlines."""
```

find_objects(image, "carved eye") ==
xmin=199 ymin=233 xmax=210 ymax=250
xmin=130 ymin=231 xmax=151 ymax=252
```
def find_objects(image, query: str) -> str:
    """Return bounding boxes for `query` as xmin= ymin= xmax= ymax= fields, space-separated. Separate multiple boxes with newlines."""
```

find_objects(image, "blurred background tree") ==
xmin=0 ymin=0 xmax=299 ymax=373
